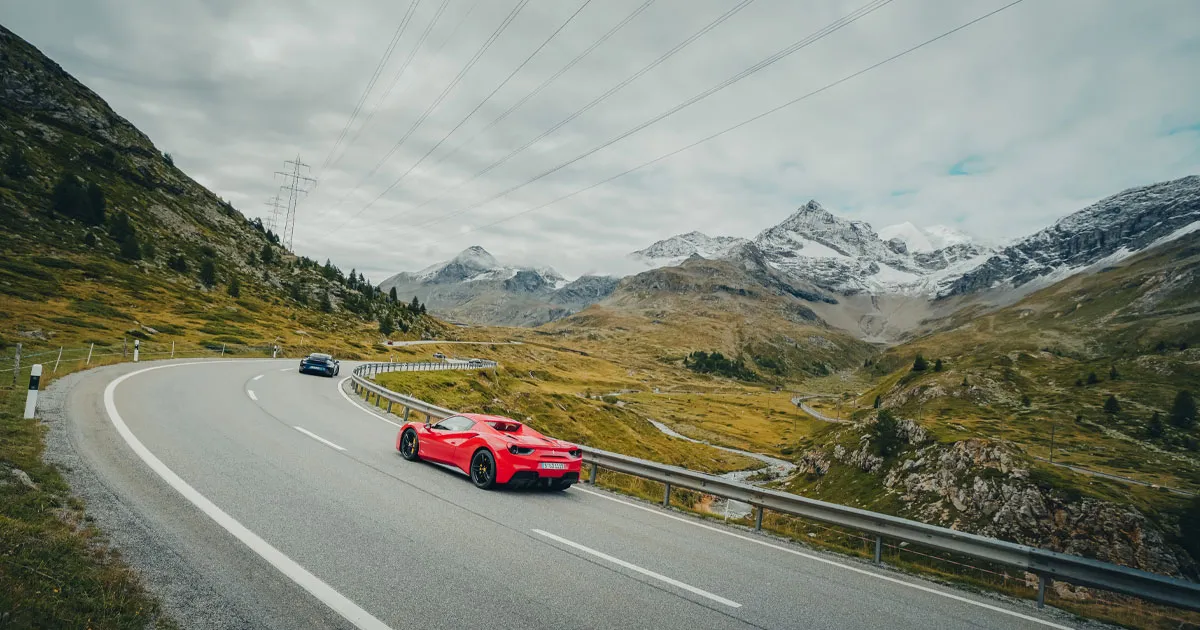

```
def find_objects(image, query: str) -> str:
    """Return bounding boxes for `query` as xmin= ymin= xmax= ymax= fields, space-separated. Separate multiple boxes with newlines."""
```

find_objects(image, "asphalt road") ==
xmin=56 ymin=359 xmax=1090 ymax=630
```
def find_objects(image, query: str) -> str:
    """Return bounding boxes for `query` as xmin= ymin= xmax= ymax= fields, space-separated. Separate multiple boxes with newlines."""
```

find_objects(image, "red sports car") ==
xmin=396 ymin=413 xmax=582 ymax=490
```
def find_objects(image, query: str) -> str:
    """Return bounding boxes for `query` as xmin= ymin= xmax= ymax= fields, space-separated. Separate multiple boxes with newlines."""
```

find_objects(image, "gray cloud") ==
xmin=5 ymin=0 xmax=1199 ymax=281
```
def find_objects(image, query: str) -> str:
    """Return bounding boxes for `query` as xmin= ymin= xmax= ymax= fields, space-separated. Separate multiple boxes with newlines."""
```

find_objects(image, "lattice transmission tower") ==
xmin=264 ymin=193 xmax=286 ymax=233
xmin=274 ymin=156 xmax=316 ymax=250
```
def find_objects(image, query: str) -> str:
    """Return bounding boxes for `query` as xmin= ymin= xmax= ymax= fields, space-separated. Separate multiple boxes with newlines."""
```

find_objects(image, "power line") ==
xmin=264 ymin=193 xmax=286 ymax=233
xmin=327 ymin=0 xmax=531 ymax=213
xmin=325 ymin=0 xmax=593 ymax=235
xmin=275 ymin=156 xmax=317 ymax=251
xmin=363 ymin=0 xmax=748 ymax=232
xmin=407 ymin=0 xmax=893 ymax=233
xmin=414 ymin=0 xmax=656 ymax=184
xmin=316 ymin=3 xmax=420 ymax=177
xmin=327 ymin=0 xmax=453 ymax=173
xmin=434 ymin=0 xmax=1029 ymax=245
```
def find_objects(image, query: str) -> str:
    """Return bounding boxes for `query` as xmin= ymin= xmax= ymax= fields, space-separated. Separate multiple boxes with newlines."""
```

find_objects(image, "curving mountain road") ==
xmin=49 ymin=359 xmax=1083 ymax=629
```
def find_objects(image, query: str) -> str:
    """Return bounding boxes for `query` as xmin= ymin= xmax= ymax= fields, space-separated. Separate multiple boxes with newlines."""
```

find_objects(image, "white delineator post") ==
xmin=24 ymin=364 xmax=42 ymax=419
xmin=53 ymin=347 xmax=62 ymax=373
xmin=272 ymin=345 xmax=278 ymax=359
xmin=171 ymin=341 xmax=175 ymax=358
xmin=85 ymin=342 xmax=94 ymax=366
xmin=133 ymin=339 xmax=140 ymax=362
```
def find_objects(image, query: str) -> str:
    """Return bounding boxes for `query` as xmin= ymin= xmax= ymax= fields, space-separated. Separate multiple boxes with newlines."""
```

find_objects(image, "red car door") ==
xmin=422 ymin=416 xmax=475 ymax=464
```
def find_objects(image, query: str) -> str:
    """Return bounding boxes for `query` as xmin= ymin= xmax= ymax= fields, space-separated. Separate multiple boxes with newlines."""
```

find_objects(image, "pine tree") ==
xmin=199 ymin=259 xmax=217 ymax=287
xmin=410 ymin=296 xmax=420 ymax=312
xmin=419 ymin=303 xmax=426 ymax=315
xmin=227 ymin=276 xmax=241 ymax=298
xmin=962 ymin=376 xmax=969 ymax=387
xmin=320 ymin=292 xmax=333 ymax=313
xmin=933 ymin=358 xmax=944 ymax=372
xmin=260 ymin=244 xmax=274 ymax=264
xmin=873 ymin=395 xmax=881 ymax=409
xmin=378 ymin=315 xmax=394 ymax=336
xmin=1104 ymin=395 xmax=1121 ymax=415
xmin=118 ymin=233 xmax=141 ymax=260
xmin=1087 ymin=372 xmax=1099 ymax=385
xmin=1021 ymin=394 xmax=1031 ymax=407
xmin=873 ymin=410 xmax=902 ymax=457
xmin=911 ymin=353 xmax=928 ymax=372
xmin=389 ymin=286 xmax=398 ymax=303
xmin=1171 ymin=391 xmax=1197 ymax=430
xmin=1148 ymin=412 xmax=1164 ymax=439
xmin=168 ymin=252 xmax=188 ymax=272
xmin=1109 ymin=365 xmax=1119 ymax=380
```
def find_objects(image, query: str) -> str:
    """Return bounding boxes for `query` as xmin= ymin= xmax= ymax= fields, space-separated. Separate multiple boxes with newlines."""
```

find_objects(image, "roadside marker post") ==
xmin=272 ymin=345 xmax=278 ymax=359
xmin=23 ymin=364 xmax=42 ymax=419
xmin=53 ymin=347 xmax=62 ymax=373
xmin=133 ymin=339 xmax=140 ymax=362
xmin=171 ymin=341 xmax=175 ymax=358
xmin=85 ymin=343 xmax=94 ymax=366
xmin=11 ymin=342 xmax=19 ymax=386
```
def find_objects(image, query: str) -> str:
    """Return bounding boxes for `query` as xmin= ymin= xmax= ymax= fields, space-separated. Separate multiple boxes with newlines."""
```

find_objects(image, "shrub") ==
xmin=1021 ymin=394 xmax=1031 ymax=407
xmin=378 ymin=316 xmax=393 ymax=336
xmin=1104 ymin=395 xmax=1121 ymax=415
xmin=1109 ymin=365 xmax=1119 ymax=380
xmin=933 ymin=358 xmax=944 ymax=372
xmin=1147 ymin=412 xmax=1164 ymax=439
xmin=912 ymin=354 xmax=928 ymax=372
xmin=51 ymin=174 xmax=105 ymax=225
xmin=226 ymin=277 xmax=241 ymax=298
xmin=683 ymin=350 xmax=757 ymax=381
xmin=873 ymin=410 xmax=902 ymax=457
xmin=163 ymin=152 xmax=174 ymax=166
xmin=1087 ymin=372 xmax=1099 ymax=385
xmin=873 ymin=395 xmax=881 ymax=409
xmin=199 ymin=260 xmax=217 ymax=287
xmin=167 ymin=252 xmax=188 ymax=273
xmin=1171 ymin=391 xmax=1196 ymax=430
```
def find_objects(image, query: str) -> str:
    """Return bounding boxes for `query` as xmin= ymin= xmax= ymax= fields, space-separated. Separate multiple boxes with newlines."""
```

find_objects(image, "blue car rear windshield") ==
xmin=305 ymin=356 xmax=329 ymax=364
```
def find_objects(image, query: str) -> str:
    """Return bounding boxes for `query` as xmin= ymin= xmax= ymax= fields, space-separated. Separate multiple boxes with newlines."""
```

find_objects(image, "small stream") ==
xmin=645 ymin=418 xmax=796 ymax=519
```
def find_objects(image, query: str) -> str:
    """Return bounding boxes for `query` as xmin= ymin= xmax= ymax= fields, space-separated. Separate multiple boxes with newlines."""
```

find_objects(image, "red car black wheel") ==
xmin=470 ymin=449 xmax=496 ymax=490
xmin=399 ymin=429 xmax=420 ymax=461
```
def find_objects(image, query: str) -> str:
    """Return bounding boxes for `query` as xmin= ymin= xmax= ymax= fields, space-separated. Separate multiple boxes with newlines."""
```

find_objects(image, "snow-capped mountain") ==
xmin=378 ymin=246 xmax=617 ymax=327
xmin=631 ymin=201 xmax=993 ymax=295
xmin=630 ymin=231 xmax=750 ymax=267
xmin=939 ymin=175 xmax=1200 ymax=297
xmin=878 ymin=223 xmax=974 ymax=253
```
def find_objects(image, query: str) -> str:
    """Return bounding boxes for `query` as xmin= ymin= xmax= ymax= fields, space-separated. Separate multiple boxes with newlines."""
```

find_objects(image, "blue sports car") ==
xmin=299 ymin=353 xmax=340 ymax=377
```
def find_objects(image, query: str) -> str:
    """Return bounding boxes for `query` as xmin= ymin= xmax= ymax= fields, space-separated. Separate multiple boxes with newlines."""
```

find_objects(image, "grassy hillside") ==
xmin=861 ymin=231 xmax=1200 ymax=493
xmin=0 ymin=25 xmax=447 ymax=360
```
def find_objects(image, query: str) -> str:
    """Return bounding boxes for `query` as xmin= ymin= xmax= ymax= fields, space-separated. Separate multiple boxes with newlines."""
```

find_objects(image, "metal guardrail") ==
xmin=350 ymin=361 xmax=1200 ymax=613
xmin=350 ymin=360 xmax=496 ymax=422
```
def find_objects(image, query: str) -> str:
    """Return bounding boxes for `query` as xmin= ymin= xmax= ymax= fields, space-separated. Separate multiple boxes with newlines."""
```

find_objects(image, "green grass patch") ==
xmin=48 ymin=316 xmax=107 ymax=330
xmin=0 ymin=378 xmax=175 ymax=628
xmin=70 ymin=299 xmax=133 ymax=321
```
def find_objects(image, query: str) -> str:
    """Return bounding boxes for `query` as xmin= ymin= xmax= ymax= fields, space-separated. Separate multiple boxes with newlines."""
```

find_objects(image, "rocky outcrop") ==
xmin=815 ymin=425 xmax=1194 ymax=578
xmin=940 ymin=175 xmax=1200 ymax=297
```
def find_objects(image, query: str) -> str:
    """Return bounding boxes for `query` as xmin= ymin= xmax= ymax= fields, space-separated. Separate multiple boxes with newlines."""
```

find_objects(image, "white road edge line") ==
xmin=336 ymin=376 xmax=402 ymax=428
xmin=294 ymin=426 xmax=347 ymax=452
xmin=253 ymin=374 xmax=264 ymax=381
xmin=104 ymin=362 xmax=392 ymax=630
xmin=575 ymin=488 xmax=1072 ymax=630
xmin=247 ymin=390 xmax=258 ymax=401
xmin=532 ymin=529 xmax=741 ymax=609
xmin=280 ymin=368 xmax=292 ymax=372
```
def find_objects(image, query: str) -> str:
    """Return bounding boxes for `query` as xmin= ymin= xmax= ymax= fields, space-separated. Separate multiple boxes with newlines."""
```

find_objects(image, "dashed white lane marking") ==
xmin=280 ymin=368 xmax=292 ymax=372
xmin=294 ymin=426 xmax=347 ymax=452
xmin=104 ymin=362 xmax=393 ymax=630
xmin=533 ymin=529 xmax=741 ymax=608
xmin=247 ymin=390 xmax=258 ymax=401
xmin=253 ymin=374 xmax=264 ymax=381
xmin=574 ymin=488 xmax=1071 ymax=629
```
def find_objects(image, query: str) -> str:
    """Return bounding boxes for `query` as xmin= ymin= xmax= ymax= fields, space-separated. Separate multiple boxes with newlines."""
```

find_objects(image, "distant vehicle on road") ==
xmin=298 ymin=353 xmax=340 ymax=377
xmin=467 ymin=358 xmax=484 ymax=368
xmin=433 ymin=352 xmax=446 ymax=360
xmin=396 ymin=414 xmax=581 ymax=490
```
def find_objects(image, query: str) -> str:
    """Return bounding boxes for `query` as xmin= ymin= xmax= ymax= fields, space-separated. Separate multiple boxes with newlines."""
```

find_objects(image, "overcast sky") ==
xmin=5 ymin=0 xmax=1199 ymax=280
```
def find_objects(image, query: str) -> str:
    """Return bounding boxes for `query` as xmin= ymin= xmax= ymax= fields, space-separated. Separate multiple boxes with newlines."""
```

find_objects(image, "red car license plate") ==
xmin=539 ymin=462 xmax=567 ymax=470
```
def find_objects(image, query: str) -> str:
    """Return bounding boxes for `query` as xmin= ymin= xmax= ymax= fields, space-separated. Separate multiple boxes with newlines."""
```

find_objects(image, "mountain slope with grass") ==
xmin=0 ymin=24 xmax=446 ymax=357
xmin=788 ymin=229 xmax=1200 ymax=582
xmin=0 ymin=23 xmax=453 ymax=628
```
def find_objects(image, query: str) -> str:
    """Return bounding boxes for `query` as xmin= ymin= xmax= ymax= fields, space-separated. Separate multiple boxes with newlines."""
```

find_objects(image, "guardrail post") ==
xmin=403 ymin=407 xmax=411 ymax=422
xmin=755 ymin=507 xmax=764 ymax=531
xmin=874 ymin=536 xmax=882 ymax=564
xmin=386 ymin=401 xmax=393 ymax=414
xmin=23 ymin=364 xmax=42 ymax=419
xmin=589 ymin=464 xmax=598 ymax=484
xmin=663 ymin=482 xmax=671 ymax=507
xmin=1037 ymin=575 xmax=1047 ymax=609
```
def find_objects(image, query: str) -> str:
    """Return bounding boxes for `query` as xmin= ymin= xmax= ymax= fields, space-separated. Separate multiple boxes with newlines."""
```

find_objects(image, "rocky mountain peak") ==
xmin=451 ymin=245 xmax=499 ymax=270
